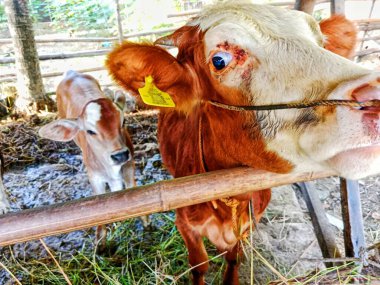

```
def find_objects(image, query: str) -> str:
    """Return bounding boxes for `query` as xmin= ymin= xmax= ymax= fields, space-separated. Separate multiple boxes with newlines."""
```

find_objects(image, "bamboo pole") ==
xmin=0 ymin=168 xmax=336 ymax=247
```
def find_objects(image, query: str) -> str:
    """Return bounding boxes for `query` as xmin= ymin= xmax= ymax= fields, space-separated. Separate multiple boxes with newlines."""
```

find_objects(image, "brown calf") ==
xmin=39 ymin=71 xmax=135 ymax=245
xmin=107 ymin=2 xmax=380 ymax=284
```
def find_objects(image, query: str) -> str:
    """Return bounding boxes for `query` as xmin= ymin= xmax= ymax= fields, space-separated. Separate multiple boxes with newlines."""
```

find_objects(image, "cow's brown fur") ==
xmin=320 ymin=14 xmax=357 ymax=58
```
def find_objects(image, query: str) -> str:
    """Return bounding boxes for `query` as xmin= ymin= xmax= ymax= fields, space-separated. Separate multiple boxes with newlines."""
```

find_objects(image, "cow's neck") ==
xmin=201 ymin=105 xmax=293 ymax=174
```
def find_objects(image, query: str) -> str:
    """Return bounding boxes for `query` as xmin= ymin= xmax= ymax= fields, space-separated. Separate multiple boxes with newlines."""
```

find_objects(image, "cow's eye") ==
xmin=212 ymin=52 xmax=233 ymax=70
xmin=86 ymin=130 xmax=96 ymax=136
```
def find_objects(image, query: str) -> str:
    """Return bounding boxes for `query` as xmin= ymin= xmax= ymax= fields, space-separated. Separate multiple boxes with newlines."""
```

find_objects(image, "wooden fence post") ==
xmin=330 ymin=0 xmax=345 ymax=15
xmin=294 ymin=0 xmax=316 ymax=14
xmin=115 ymin=0 xmax=124 ymax=44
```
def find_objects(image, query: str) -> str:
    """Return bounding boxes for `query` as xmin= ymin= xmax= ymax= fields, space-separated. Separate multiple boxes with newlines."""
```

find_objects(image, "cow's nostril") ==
xmin=111 ymin=150 xmax=130 ymax=164
xmin=351 ymin=84 xmax=380 ymax=112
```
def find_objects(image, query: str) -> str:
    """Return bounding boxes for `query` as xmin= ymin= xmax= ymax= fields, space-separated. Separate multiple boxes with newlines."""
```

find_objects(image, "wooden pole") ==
xmin=294 ymin=0 xmax=316 ymax=14
xmin=0 ymin=27 xmax=178 ymax=44
xmin=115 ymin=0 xmax=123 ymax=44
xmin=0 ymin=49 xmax=110 ymax=64
xmin=0 ymin=168 xmax=335 ymax=247
xmin=330 ymin=0 xmax=345 ymax=15
xmin=297 ymin=182 xmax=341 ymax=268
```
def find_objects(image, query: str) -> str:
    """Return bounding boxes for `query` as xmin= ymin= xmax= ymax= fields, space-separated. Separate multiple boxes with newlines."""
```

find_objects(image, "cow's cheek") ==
xmin=327 ymin=146 xmax=380 ymax=179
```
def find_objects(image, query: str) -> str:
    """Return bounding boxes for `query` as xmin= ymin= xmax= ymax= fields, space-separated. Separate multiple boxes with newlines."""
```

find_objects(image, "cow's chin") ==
xmin=327 ymin=145 xmax=380 ymax=180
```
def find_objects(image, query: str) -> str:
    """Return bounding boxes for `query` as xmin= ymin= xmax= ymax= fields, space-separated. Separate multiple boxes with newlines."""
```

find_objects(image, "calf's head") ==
xmin=39 ymin=95 xmax=130 ymax=166
xmin=107 ymin=2 xmax=380 ymax=179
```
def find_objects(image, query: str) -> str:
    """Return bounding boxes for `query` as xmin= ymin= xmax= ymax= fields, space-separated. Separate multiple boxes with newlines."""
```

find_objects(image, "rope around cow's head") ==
xmin=208 ymin=99 xmax=380 ymax=111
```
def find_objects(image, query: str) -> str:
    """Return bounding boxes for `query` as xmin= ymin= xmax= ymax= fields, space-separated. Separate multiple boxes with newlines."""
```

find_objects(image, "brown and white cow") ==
xmin=39 ymin=71 xmax=135 ymax=245
xmin=107 ymin=2 xmax=380 ymax=284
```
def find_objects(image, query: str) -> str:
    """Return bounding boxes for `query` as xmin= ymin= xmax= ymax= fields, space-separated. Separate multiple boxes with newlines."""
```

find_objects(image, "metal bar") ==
xmin=297 ymin=182 xmax=341 ymax=268
xmin=340 ymin=178 xmax=367 ymax=262
xmin=0 ymin=168 xmax=335 ymax=247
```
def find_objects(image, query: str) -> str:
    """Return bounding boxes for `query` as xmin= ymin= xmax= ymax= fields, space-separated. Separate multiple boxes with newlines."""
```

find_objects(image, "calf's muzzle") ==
xmin=110 ymin=149 xmax=130 ymax=164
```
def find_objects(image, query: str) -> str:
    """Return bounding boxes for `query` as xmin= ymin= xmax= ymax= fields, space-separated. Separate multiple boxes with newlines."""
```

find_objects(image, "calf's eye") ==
xmin=212 ymin=52 xmax=233 ymax=70
xmin=86 ymin=130 xmax=96 ymax=136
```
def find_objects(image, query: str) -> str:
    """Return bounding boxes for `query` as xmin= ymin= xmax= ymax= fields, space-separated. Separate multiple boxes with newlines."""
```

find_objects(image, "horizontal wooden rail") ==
xmin=0 ymin=27 xmax=178 ymax=45
xmin=0 ymin=49 xmax=110 ymax=64
xmin=0 ymin=167 xmax=336 ymax=247
xmin=166 ymin=0 xmax=330 ymax=18
xmin=1 ymin=46 xmax=378 ymax=84
xmin=0 ymin=67 xmax=106 ymax=83
xmin=355 ymin=48 xmax=380 ymax=57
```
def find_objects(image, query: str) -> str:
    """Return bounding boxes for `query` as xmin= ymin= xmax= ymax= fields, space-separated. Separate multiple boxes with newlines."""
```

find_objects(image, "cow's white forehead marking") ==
xmin=192 ymin=2 xmax=321 ymax=44
xmin=85 ymin=102 xmax=101 ymax=125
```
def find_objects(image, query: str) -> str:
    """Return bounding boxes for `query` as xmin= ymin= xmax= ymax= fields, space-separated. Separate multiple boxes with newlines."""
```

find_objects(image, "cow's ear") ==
xmin=319 ymin=15 xmax=357 ymax=59
xmin=106 ymin=42 xmax=196 ymax=112
xmin=39 ymin=119 xmax=79 ymax=142
xmin=114 ymin=90 xmax=126 ymax=111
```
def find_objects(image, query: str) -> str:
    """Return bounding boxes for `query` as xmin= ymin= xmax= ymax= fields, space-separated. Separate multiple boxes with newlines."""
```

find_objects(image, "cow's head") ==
xmin=39 ymin=94 xmax=131 ymax=166
xmin=107 ymin=2 xmax=380 ymax=179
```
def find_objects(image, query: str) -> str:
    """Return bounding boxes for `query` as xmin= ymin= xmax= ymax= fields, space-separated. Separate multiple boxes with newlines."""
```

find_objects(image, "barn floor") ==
xmin=0 ymin=109 xmax=379 ymax=284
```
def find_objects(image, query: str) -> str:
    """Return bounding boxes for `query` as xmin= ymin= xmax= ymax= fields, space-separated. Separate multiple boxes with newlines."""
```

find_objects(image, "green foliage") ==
xmin=43 ymin=0 xmax=114 ymax=32
xmin=29 ymin=0 xmax=52 ymax=22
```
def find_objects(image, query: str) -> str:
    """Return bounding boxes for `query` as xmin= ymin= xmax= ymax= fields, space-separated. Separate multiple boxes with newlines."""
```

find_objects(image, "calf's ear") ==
xmin=114 ymin=90 xmax=126 ymax=111
xmin=319 ymin=14 xmax=357 ymax=59
xmin=106 ymin=42 xmax=196 ymax=112
xmin=39 ymin=119 xmax=79 ymax=142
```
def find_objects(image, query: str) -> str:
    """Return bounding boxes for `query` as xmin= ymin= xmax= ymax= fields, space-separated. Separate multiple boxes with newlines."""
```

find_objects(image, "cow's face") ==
xmin=107 ymin=3 xmax=380 ymax=179
xmin=197 ymin=3 xmax=380 ymax=179
xmin=81 ymin=98 xmax=130 ymax=166
xmin=39 ymin=97 xmax=131 ymax=167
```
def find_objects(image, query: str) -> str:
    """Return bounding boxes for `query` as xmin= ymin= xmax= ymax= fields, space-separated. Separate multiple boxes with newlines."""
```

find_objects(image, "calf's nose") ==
xmin=111 ymin=149 xmax=130 ymax=164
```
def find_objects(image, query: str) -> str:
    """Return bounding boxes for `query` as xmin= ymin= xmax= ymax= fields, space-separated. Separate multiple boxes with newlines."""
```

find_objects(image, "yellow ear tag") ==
xmin=138 ymin=76 xmax=175 ymax=107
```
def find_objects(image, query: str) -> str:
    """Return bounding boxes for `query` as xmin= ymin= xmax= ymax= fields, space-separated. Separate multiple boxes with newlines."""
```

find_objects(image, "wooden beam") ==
xmin=0 ymin=67 xmax=106 ymax=83
xmin=0 ymin=50 xmax=110 ymax=64
xmin=297 ymin=182 xmax=341 ymax=268
xmin=0 ymin=168 xmax=335 ymax=247
xmin=0 ymin=27 xmax=178 ymax=44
